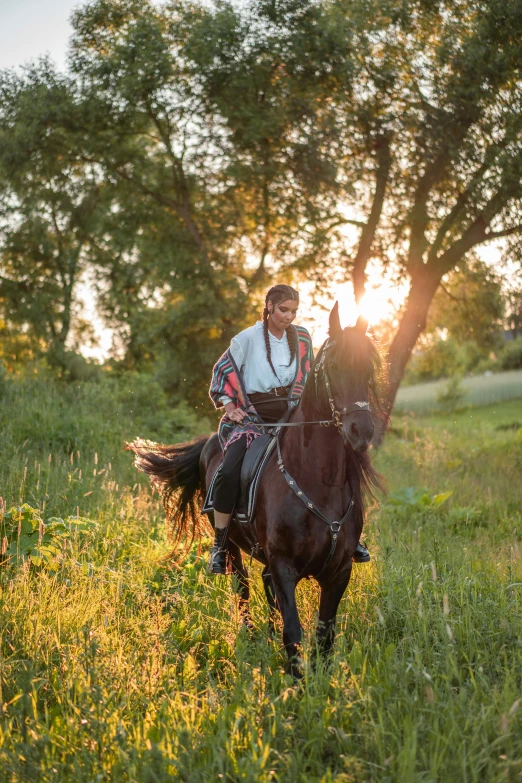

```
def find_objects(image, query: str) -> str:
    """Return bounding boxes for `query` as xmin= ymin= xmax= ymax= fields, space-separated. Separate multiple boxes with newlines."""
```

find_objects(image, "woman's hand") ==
xmin=225 ymin=402 xmax=247 ymax=423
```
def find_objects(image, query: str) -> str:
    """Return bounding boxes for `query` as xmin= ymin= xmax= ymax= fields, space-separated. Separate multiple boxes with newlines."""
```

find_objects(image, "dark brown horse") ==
xmin=128 ymin=304 xmax=383 ymax=678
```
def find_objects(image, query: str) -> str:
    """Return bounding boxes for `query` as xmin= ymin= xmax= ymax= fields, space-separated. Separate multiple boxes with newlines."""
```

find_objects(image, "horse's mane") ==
xmin=326 ymin=325 xmax=385 ymax=415
xmin=303 ymin=325 xmax=387 ymax=513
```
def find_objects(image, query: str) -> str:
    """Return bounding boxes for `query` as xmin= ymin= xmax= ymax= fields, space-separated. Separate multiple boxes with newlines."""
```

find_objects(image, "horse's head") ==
xmin=315 ymin=302 xmax=381 ymax=453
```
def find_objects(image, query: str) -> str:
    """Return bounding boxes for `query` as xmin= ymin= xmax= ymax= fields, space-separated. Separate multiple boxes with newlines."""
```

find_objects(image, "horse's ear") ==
xmin=355 ymin=314 xmax=368 ymax=334
xmin=329 ymin=301 xmax=342 ymax=339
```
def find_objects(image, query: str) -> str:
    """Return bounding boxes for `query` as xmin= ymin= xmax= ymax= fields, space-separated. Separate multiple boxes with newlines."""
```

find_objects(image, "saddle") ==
xmin=202 ymin=434 xmax=277 ymax=524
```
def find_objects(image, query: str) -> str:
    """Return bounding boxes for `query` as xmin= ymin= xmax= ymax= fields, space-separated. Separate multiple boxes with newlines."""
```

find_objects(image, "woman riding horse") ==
xmin=207 ymin=283 xmax=370 ymax=574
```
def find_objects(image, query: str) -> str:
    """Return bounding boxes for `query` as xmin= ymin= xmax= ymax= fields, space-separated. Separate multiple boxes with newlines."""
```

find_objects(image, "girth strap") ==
xmin=276 ymin=438 xmax=355 ymax=578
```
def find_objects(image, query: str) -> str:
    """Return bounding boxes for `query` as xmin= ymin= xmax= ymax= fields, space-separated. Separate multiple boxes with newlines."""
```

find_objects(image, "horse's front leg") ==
xmin=261 ymin=565 xmax=278 ymax=637
xmin=316 ymin=566 xmax=352 ymax=661
xmin=228 ymin=541 xmax=253 ymax=631
xmin=269 ymin=559 xmax=302 ymax=679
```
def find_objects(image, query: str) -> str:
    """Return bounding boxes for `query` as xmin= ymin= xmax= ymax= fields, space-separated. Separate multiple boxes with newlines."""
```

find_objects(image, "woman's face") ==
xmin=268 ymin=298 xmax=298 ymax=331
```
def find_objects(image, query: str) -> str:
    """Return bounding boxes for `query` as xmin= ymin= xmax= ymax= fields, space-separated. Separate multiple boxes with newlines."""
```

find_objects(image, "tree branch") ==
xmin=435 ymin=188 xmax=514 ymax=274
xmin=352 ymin=132 xmax=392 ymax=301
xmin=407 ymin=117 xmax=478 ymax=272
xmin=483 ymin=224 xmax=522 ymax=241
xmin=428 ymin=138 xmax=511 ymax=263
xmin=335 ymin=218 xmax=367 ymax=229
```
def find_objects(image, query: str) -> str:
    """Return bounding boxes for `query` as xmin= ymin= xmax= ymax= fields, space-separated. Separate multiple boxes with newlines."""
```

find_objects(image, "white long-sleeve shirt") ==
xmin=219 ymin=321 xmax=297 ymax=405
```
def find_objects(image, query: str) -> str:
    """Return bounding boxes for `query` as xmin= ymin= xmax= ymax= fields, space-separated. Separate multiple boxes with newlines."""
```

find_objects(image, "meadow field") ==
xmin=1 ymin=374 xmax=522 ymax=782
xmin=396 ymin=369 xmax=522 ymax=414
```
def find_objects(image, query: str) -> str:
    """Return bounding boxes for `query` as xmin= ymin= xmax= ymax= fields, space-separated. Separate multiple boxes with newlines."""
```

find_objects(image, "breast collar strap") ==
xmin=276 ymin=436 xmax=355 ymax=578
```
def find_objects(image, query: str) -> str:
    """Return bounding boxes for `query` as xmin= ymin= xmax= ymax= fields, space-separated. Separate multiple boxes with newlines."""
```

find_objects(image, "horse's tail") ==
xmin=126 ymin=436 xmax=210 ymax=549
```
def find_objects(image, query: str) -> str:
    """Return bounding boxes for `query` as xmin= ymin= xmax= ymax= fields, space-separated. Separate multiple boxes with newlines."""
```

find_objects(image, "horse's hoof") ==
xmin=241 ymin=616 xmax=256 ymax=635
xmin=286 ymin=658 xmax=304 ymax=684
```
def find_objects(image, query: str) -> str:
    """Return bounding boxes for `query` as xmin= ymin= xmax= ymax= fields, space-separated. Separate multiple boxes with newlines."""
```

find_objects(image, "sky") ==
xmin=0 ymin=0 xmax=84 ymax=71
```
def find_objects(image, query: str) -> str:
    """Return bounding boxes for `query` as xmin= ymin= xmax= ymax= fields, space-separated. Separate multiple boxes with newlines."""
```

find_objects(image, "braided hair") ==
xmin=262 ymin=284 xmax=300 ymax=383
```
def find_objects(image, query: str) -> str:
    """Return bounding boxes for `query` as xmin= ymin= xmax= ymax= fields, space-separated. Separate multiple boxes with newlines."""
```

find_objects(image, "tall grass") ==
xmin=1 ymin=377 xmax=522 ymax=781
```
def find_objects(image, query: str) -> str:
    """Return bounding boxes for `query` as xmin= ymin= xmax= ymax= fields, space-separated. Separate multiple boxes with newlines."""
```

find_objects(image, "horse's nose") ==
xmin=349 ymin=420 xmax=359 ymax=440
xmin=345 ymin=414 xmax=374 ymax=451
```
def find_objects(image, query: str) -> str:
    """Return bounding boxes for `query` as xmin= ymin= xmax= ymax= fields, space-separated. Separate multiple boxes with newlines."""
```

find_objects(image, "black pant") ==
xmin=213 ymin=395 xmax=288 ymax=514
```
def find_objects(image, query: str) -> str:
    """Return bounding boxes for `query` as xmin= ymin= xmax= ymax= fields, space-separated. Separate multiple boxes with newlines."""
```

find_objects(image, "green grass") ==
xmin=396 ymin=368 xmax=522 ymax=414
xmin=1 ymin=375 xmax=522 ymax=782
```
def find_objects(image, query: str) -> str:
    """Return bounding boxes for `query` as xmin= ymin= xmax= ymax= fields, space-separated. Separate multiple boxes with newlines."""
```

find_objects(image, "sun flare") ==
xmin=336 ymin=282 xmax=397 ymax=328
xmin=298 ymin=275 xmax=408 ymax=346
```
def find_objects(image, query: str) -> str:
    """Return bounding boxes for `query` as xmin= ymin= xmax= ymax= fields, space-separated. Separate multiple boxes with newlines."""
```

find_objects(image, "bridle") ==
xmin=314 ymin=339 xmax=370 ymax=436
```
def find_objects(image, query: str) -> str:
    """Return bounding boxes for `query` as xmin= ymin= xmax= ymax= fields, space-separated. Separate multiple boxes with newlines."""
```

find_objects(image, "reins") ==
xmin=246 ymin=339 xmax=371 ymax=434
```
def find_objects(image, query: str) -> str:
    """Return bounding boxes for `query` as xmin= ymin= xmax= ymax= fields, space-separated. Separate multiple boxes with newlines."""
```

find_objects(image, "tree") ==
xmin=4 ymin=0 xmax=522 ymax=420
xmin=0 ymin=62 xmax=108 ymax=370
xmin=181 ymin=0 xmax=356 ymax=284
xmin=505 ymin=285 xmax=522 ymax=339
xmin=66 ymin=0 xmax=253 ymax=394
xmin=170 ymin=0 xmax=522 ymax=416
xmin=64 ymin=0 xmax=361 ymax=396
xmin=331 ymin=0 xmax=522 ymax=425
xmin=426 ymin=257 xmax=505 ymax=352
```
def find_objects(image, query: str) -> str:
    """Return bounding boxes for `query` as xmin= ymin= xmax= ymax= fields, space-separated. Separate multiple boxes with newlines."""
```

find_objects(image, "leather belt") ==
xmin=251 ymin=386 xmax=290 ymax=399
xmin=271 ymin=385 xmax=290 ymax=397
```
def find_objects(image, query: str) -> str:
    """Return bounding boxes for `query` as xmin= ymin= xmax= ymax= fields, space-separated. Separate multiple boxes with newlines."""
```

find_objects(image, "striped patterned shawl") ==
xmin=209 ymin=325 xmax=314 ymax=450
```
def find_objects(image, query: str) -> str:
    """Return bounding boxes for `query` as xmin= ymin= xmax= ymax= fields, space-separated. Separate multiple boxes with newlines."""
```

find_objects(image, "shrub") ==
xmin=404 ymin=338 xmax=482 ymax=384
xmin=62 ymin=351 xmax=102 ymax=382
xmin=385 ymin=487 xmax=453 ymax=523
xmin=436 ymin=375 xmax=467 ymax=413
xmin=0 ymin=502 xmax=97 ymax=568
xmin=499 ymin=337 xmax=522 ymax=370
xmin=472 ymin=356 xmax=499 ymax=374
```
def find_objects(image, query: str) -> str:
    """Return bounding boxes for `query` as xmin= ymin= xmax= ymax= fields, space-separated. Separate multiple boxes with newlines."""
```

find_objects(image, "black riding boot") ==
xmin=208 ymin=527 xmax=228 ymax=575
xmin=353 ymin=541 xmax=371 ymax=563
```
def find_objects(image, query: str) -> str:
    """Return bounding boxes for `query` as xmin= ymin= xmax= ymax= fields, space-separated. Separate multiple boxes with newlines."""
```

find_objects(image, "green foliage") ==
xmin=404 ymin=336 xmax=522 ymax=387
xmin=397 ymin=368 xmax=522 ymax=414
xmin=2 ymin=0 xmax=522 ymax=409
xmin=385 ymin=485 xmax=489 ymax=533
xmin=0 ymin=503 xmax=97 ymax=568
xmin=404 ymin=337 xmax=478 ymax=384
xmin=403 ymin=258 xmax=508 ymax=384
xmin=0 ymin=361 xmax=7 ymax=396
xmin=386 ymin=487 xmax=453 ymax=520
xmin=0 ymin=63 xmax=110 ymax=369
xmin=499 ymin=337 xmax=522 ymax=370
xmin=505 ymin=286 xmax=522 ymax=338
xmin=427 ymin=258 xmax=505 ymax=352
xmin=1 ymin=378 xmax=522 ymax=779
xmin=435 ymin=375 xmax=467 ymax=413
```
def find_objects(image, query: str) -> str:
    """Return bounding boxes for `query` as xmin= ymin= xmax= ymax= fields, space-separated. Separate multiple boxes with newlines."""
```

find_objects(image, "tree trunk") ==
xmin=48 ymin=271 xmax=75 ymax=372
xmin=373 ymin=267 xmax=441 ymax=446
